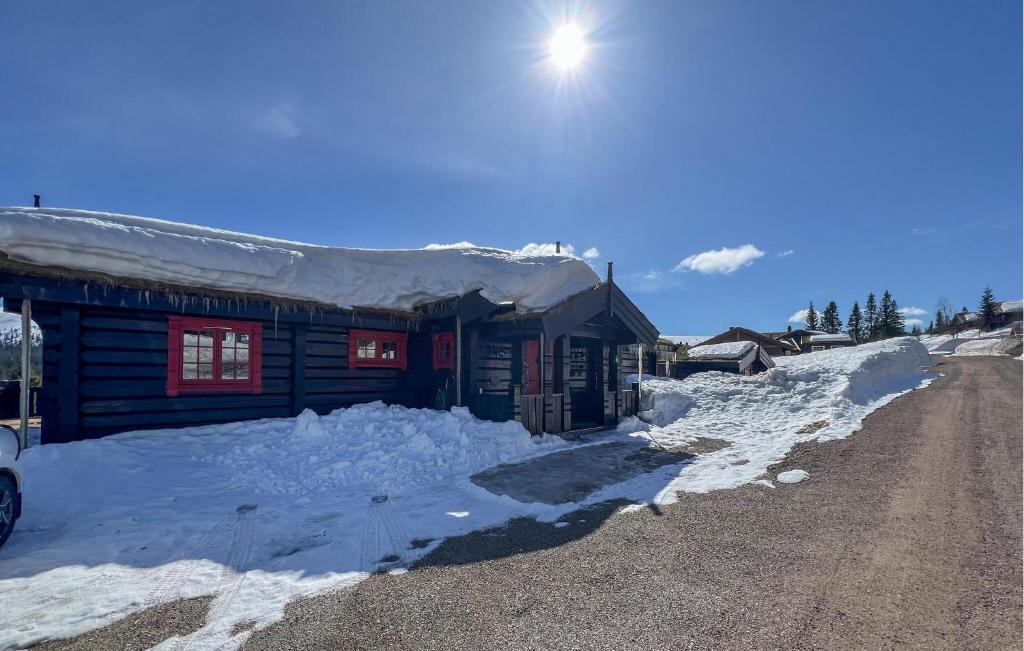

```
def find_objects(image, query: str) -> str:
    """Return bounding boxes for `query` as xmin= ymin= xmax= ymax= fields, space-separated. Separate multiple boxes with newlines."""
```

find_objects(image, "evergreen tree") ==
xmin=864 ymin=293 xmax=879 ymax=341
xmin=821 ymin=301 xmax=841 ymax=334
xmin=847 ymin=301 xmax=864 ymax=342
xmin=934 ymin=309 xmax=945 ymax=332
xmin=911 ymin=324 xmax=922 ymax=336
xmin=978 ymin=286 xmax=997 ymax=331
xmin=926 ymin=320 xmax=934 ymax=334
xmin=878 ymin=290 xmax=905 ymax=338
xmin=805 ymin=301 xmax=819 ymax=330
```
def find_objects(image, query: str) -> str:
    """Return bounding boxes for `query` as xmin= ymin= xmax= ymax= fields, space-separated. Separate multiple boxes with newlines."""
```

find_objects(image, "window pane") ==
xmin=442 ymin=342 xmax=452 ymax=359
xmin=237 ymin=349 xmax=249 ymax=362
xmin=382 ymin=341 xmax=397 ymax=360
xmin=198 ymin=363 xmax=214 ymax=379
xmin=199 ymin=331 xmax=214 ymax=347
xmin=222 ymin=362 xmax=235 ymax=380
xmin=358 ymin=340 xmax=376 ymax=359
xmin=222 ymin=331 xmax=235 ymax=346
xmin=238 ymin=333 xmax=249 ymax=348
xmin=183 ymin=347 xmax=197 ymax=363
xmin=183 ymin=331 xmax=198 ymax=346
xmin=183 ymin=363 xmax=198 ymax=379
xmin=222 ymin=348 xmax=236 ymax=363
xmin=235 ymin=363 xmax=249 ymax=379
xmin=199 ymin=347 xmax=214 ymax=362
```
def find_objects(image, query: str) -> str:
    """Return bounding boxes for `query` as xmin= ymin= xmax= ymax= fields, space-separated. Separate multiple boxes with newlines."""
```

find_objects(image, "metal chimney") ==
xmin=33 ymin=194 xmax=40 ymax=208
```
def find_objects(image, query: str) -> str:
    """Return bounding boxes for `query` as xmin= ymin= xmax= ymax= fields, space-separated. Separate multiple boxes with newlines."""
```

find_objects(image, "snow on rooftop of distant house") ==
xmin=807 ymin=333 xmax=853 ymax=343
xmin=661 ymin=335 xmax=710 ymax=346
xmin=687 ymin=341 xmax=756 ymax=360
xmin=998 ymin=300 xmax=1022 ymax=313
xmin=0 ymin=207 xmax=600 ymax=313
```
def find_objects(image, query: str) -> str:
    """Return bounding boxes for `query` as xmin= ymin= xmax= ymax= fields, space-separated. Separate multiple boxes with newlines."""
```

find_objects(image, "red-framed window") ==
xmin=432 ymin=332 xmax=455 ymax=371
xmin=349 ymin=329 xmax=408 ymax=370
xmin=166 ymin=316 xmax=263 ymax=396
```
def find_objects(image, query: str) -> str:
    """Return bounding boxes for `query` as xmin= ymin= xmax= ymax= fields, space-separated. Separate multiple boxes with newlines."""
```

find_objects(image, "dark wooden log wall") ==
xmin=466 ymin=327 xmax=514 ymax=422
xmin=33 ymin=301 xmax=410 ymax=443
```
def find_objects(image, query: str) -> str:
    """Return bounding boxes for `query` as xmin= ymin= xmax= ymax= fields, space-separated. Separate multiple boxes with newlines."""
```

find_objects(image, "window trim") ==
xmin=349 ymin=329 xmax=408 ymax=370
xmin=167 ymin=316 xmax=263 ymax=396
xmin=432 ymin=332 xmax=455 ymax=371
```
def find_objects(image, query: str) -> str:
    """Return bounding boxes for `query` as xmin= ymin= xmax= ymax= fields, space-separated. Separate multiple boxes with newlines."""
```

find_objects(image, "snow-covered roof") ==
xmin=998 ymin=300 xmax=1023 ymax=313
xmin=0 ymin=207 xmax=601 ymax=314
xmin=687 ymin=341 xmax=756 ymax=360
xmin=661 ymin=335 xmax=710 ymax=346
xmin=807 ymin=333 xmax=853 ymax=343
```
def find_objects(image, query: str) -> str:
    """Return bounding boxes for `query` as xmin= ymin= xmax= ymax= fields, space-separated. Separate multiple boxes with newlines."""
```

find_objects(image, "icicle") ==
xmin=274 ymin=305 xmax=279 ymax=337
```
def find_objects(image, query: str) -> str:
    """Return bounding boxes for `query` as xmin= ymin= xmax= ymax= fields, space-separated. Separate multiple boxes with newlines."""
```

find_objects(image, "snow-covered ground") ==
xmin=918 ymin=326 xmax=1020 ymax=356
xmin=0 ymin=339 xmax=935 ymax=649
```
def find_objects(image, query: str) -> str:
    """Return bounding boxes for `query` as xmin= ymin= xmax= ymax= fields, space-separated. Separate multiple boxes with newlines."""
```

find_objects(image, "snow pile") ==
xmin=687 ymin=341 xmax=755 ymax=360
xmin=0 ymin=207 xmax=600 ymax=313
xmin=609 ymin=339 xmax=934 ymax=501
xmin=951 ymin=337 xmax=1022 ymax=357
xmin=776 ymin=469 xmax=809 ymax=484
xmin=0 ymin=403 xmax=567 ymax=649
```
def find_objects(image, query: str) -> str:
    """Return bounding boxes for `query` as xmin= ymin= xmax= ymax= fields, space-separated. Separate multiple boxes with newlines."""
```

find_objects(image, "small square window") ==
xmin=381 ymin=341 xmax=398 ymax=360
xmin=357 ymin=340 xmax=377 ymax=359
xmin=167 ymin=317 xmax=262 ymax=396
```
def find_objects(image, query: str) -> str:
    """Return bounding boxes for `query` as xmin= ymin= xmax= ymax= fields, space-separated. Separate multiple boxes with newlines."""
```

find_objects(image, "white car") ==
xmin=0 ymin=425 xmax=23 ymax=548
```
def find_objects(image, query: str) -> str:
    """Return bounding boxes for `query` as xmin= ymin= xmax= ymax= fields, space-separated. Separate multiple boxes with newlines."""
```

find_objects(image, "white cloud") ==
xmin=788 ymin=308 xmax=809 ymax=324
xmin=899 ymin=306 xmax=927 ymax=316
xmin=582 ymin=247 xmax=600 ymax=260
xmin=515 ymin=242 xmax=576 ymax=257
xmin=673 ymin=244 xmax=764 ymax=275
xmin=620 ymin=270 xmax=681 ymax=293
xmin=253 ymin=106 xmax=300 ymax=138
xmin=904 ymin=318 xmax=924 ymax=328
xmin=776 ymin=249 xmax=794 ymax=258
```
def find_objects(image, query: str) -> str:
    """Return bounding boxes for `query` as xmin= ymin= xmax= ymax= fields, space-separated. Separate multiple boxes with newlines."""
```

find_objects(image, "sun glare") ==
xmin=549 ymin=24 xmax=587 ymax=70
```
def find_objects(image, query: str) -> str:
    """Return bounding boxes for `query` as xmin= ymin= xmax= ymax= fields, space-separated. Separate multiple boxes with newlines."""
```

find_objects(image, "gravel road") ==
xmin=41 ymin=355 xmax=1023 ymax=650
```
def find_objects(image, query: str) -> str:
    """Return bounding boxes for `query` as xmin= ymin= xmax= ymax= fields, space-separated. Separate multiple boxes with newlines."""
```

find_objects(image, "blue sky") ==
xmin=1 ymin=1 xmax=1020 ymax=334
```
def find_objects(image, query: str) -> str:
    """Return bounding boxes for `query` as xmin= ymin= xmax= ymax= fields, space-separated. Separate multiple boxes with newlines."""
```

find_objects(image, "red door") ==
xmin=524 ymin=340 xmax=541 ymax=395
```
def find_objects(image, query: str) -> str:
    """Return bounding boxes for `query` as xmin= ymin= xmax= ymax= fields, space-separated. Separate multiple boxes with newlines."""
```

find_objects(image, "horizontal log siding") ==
xmin=301 ymin=325 xmax=406 ymax=414
xmin=68 ymin=306 xmax=293 ymax=439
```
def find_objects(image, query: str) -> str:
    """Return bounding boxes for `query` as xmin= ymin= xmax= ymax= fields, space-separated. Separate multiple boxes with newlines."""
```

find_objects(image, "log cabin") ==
xmin=0 ymin=207 xmax=658 ymax=443
xmin=697 ymin=326 xmax=799 ymax=357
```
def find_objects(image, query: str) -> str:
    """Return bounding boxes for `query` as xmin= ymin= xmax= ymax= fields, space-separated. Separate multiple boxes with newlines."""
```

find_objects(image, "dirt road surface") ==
xmin=44 ymin=356 xmax=1023 ymax=650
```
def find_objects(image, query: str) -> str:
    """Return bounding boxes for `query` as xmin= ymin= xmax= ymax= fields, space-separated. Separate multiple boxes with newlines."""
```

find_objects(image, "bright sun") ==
xmin=549 ymin=24 xmax=586 ymax=70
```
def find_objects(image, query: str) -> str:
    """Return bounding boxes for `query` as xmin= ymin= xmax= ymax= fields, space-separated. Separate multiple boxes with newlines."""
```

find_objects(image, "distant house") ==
xmin=782 ymin=328 xmax=855 ymax=353
xmin=672 ymin=341 xmax=775 ymax=379
xmin=951 ymin=311 xmax=978 ymax=333
xmin=992 ymin=300 xmax=1023 ymax=330
xmin=698 ymin=326 xmax=799 ymax=357
xmin=654 ymin=337 xmax=678 ymax=376
xmin=0 ymin=207 xmax=659 ymax=443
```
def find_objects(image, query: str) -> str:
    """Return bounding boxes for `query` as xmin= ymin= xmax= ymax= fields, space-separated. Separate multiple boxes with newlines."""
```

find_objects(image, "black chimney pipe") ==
xmin=555 ymin=241 xmax=561 ymax=254
xmin=606 ymin=261 xmax=614 ymax=281
xmin=33 ymin=194 xmax=40 ymax=208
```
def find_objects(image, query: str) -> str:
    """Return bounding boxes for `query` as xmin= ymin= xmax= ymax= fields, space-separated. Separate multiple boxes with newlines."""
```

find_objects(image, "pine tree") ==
xmin=821 ymin=301 xmax=841 ymax=334
xmin=978 ymin=286 xmax=997 ymax=331
xmin=934 ymin=309 xmax=945 ymax=333
xmin=911 ymin=324 xmax=922 ymax=336
xmin=878 ymin=290 xmax=905 ymax=338
xmin=805 ymin=301 xmax=819 ymax=330
xmin=864 ymin=293 xmax=879 ymax=341
xmin=847 ymin=301 xmax=864 ymax=343
xmin=926 ymin=320 xmax=934 ymax=334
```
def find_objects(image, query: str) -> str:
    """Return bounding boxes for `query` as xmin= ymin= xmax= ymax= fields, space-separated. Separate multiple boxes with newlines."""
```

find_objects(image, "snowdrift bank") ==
xmin=0 ymin=207 xmax=599 ymax=313
xmin=614 ymin=339 xmax=934 ymax=500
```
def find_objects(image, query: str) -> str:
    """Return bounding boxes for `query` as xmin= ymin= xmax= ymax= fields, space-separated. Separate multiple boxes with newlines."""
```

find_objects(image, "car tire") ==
xmin=0 ymin=475 xmax=17 ymax=548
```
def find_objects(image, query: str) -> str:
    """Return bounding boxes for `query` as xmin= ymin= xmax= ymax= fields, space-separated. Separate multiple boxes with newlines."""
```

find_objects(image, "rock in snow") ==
xmin=0 ymin=207 xmax=600 ymax=313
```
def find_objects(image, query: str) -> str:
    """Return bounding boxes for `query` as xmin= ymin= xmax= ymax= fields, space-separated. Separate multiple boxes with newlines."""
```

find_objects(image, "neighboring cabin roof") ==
xmin=997 ymin=300 xmax=1023 ymax=314
xmin=700 ymin=326 xmax=799 ymax=352
xmin=0 ymin=207 xmax=600 ymax=314
xmin=688 ymin=341 xmax=756 ymax=360
xmin=660 ymin=335 xmax=711 ymax=346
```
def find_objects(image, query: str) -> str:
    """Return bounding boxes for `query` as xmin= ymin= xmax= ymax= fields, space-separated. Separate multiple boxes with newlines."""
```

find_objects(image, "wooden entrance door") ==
xmin=523 ymin=339 xmax=541 ymax=395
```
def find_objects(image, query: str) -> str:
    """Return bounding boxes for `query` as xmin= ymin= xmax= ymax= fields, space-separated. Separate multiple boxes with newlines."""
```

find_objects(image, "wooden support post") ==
xmin=455 ymin=317 xmax=463 ymax=407
xmin=291 ymin=322 xmax=308 ymax=415
xmin=539 ymin=332 xmax=545 ymax=431
xmin=56 ymin=306 xmax=80 ymax=443
xmin=19 ymin=300 xmax=31 ymax=449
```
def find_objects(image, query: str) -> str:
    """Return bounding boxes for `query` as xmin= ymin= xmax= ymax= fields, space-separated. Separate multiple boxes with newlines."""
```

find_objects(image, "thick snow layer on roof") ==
xmin=998 ymin=300 xmax=1022 ymax=313
xmin=807 ymin=333 xmax=853 ymax=343
xmin=0 ymin=207 xmax=600 ymax=313
xmin=687 ymin=341 xmax=756 ymax=360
